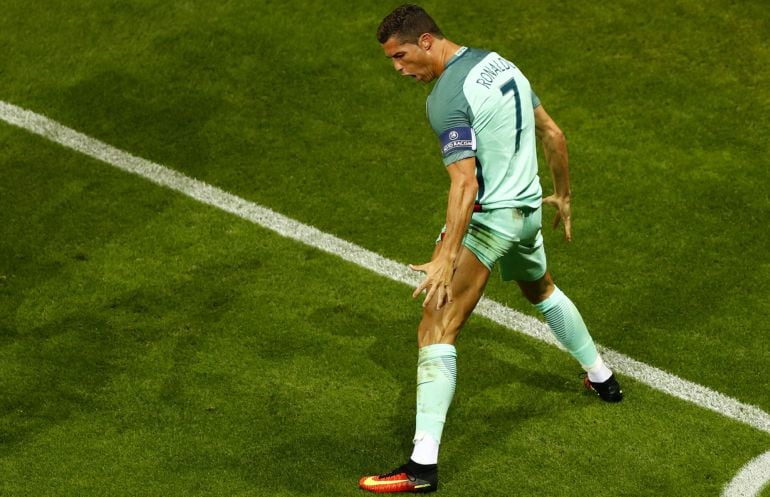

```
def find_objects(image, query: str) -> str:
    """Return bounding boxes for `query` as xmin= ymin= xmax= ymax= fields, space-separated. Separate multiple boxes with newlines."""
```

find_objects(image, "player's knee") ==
xmin=417 ymin=317 xmax=460 ymax=347
xmin=518 ymin=272 xmax=555 ymax=304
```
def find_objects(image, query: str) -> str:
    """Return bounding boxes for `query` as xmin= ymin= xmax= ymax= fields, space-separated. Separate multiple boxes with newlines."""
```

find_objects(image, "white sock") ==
xmin=410 ymin=431 xmax=439 ymax=465
xmin=584 ymin=355 xmax=612 ymax=383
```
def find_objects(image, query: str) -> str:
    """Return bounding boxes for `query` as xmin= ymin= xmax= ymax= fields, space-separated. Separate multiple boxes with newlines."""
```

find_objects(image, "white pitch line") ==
xmin=1 ymin=100 xmax=769 ymax=495
xmin=722 ymin=450 xmax=770 ymax=497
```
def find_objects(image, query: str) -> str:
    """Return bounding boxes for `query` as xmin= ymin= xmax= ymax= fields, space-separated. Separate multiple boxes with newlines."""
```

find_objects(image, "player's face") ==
xmin=381 ymin=35 xmax=436 ymax=83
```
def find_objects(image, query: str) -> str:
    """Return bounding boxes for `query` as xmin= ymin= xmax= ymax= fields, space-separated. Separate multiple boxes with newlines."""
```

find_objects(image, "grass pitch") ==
xmin=1 ymin=1 xmax=769 ymax=495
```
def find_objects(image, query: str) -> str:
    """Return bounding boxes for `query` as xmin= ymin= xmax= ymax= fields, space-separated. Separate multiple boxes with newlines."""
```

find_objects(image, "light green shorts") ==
xmin=437 ymin=206 xmax=547 ymax=282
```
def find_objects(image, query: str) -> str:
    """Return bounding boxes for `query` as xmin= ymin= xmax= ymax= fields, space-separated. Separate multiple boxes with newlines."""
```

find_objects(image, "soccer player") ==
xmin=359 ymin=4 xmax=623 ymax=494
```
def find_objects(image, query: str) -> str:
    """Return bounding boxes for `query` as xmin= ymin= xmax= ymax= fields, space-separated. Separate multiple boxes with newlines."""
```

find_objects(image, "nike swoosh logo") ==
xmin=361 ymin=476 xmax=411 ymax=487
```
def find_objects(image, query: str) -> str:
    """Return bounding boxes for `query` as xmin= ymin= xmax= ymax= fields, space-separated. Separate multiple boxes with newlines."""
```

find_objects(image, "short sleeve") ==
xmin=531 ymin=89 xmax=541 ymax=109
xmin=438 ymin=127 xmax=476 ymax=166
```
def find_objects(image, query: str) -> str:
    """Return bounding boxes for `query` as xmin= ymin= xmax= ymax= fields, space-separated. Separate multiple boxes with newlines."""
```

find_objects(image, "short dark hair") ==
xmin=376 ymin=4 xmax=444 ymax=44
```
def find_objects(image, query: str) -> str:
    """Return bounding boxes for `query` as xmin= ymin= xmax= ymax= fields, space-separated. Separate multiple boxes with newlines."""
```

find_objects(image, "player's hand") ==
xmin=408 ymin=257 xmax=455 ymax=310
xmin=543 ymin=194 xmax=572 ymax=242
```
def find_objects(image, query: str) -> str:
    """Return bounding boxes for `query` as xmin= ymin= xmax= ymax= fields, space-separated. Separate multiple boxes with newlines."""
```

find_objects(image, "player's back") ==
xmin=428 ymin=47 xmax=541 ymax=210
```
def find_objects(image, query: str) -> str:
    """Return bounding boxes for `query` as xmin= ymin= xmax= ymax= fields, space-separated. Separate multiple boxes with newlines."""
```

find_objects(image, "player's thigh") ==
xmin=418 ymin=244 xmax=490 ymax=346
xmin=498 ymin=209 xmax=547 ymax=283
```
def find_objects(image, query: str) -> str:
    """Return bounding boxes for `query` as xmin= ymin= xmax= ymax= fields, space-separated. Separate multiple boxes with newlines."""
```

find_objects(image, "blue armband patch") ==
xmin=439 ymin=127 xmax=476 ymax=158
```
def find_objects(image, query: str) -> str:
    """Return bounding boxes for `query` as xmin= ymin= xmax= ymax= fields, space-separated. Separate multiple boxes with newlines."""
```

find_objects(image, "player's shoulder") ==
xmin=431 ymin=47 xmax=488 ymax=96
xmin=459 ymin=46 xmax=492 ymax=62
xmin=426 ymin=48 xmax=507 ymax=129
xmin=461 ymin=49 xmax=529 ymax=96
xmin=445 ymin=48 xmax=521 ymax=87
xmin=446 ymin=47 xmax=491 ymax=74
xmin=460 ymin=47 xmax=517 ymax=67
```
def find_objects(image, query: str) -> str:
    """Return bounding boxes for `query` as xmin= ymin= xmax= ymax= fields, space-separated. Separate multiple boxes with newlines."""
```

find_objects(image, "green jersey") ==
xmin=427 ymin=47 xmax=542 ymax=210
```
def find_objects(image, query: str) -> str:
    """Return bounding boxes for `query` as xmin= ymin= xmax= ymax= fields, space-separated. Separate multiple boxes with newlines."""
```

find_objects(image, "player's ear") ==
xmin=419 ymin=33 xmax=432 ymax=51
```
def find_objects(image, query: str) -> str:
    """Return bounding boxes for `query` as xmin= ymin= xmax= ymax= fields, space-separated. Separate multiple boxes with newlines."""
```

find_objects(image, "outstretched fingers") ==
xmin=543 ymin=195 xmax=572 ymax=242
xmin=409 ymin=262 xmax=451 ymax=309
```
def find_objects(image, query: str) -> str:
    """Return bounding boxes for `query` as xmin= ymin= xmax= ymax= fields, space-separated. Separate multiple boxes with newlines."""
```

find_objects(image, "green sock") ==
xmin=414 ymin=344 xmax=457 ymax=445
xmin=534 ymin=287 xmax=599 ymax=368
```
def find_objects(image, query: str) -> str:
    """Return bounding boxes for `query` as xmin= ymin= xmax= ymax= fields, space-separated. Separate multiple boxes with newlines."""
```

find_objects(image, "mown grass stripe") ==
xmin=1 ymin=99 xmax=769 ymax=447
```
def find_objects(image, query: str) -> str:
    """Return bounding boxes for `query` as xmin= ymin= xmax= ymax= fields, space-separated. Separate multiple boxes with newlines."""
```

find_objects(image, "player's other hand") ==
xmin=543 ymin=194 xmax=572 ymax=242
xmin=408 ymin=258 xmax=455 ymax=310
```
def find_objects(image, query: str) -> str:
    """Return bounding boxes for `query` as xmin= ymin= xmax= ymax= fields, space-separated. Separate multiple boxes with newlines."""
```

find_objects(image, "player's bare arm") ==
xmin=409 ymin=157 xmax=478 ymax=309
xmin=535 ymin=105 xmax=572 ymax=241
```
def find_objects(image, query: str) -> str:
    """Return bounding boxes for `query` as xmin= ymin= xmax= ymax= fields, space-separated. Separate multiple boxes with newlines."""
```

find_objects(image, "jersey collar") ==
xmin=444 ymin=46 xmax=469 ymax=71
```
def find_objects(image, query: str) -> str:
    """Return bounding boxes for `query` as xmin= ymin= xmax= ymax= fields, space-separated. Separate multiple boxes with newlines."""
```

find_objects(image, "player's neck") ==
xmin=434 ymin=39 xmax=463 ymax=78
